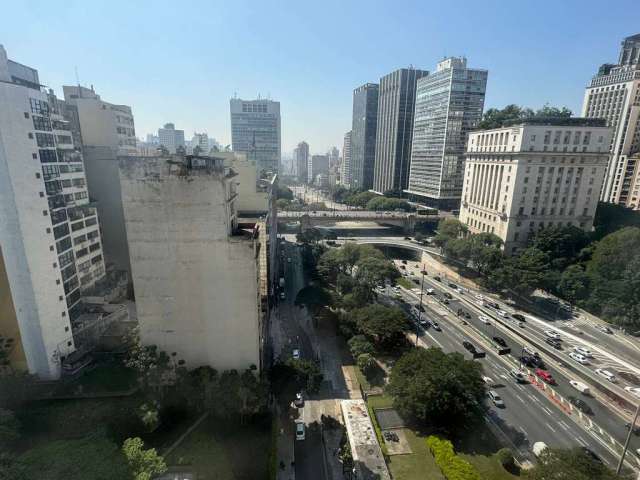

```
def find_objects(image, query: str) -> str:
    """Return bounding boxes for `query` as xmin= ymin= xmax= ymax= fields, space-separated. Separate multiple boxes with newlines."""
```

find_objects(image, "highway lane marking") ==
xmin=558 ymin=420 xmax=571 ymax=431
xmin=546 ymin=422 xmax=557 ymax=433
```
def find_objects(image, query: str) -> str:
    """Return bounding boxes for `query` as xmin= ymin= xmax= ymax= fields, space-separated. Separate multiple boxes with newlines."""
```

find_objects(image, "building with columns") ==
xmin=459 ymin=118 xmax=611 ymax=255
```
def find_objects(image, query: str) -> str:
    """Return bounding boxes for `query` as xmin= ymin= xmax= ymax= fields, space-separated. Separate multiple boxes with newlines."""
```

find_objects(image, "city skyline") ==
xmin=2 ymin=1 xmax=639 ymax=154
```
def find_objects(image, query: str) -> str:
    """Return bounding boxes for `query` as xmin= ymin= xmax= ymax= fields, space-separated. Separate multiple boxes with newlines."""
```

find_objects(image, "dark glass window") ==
xmin=55 ymin=236 xmax=72 ymax=254
xmin=41 ymin=164 xmax=59 ymax=180
xmin=32 ymin=115 xmax=51 ymax=131
xmin=29 ymin=98 xmax=50 ymax=116
xmin=50 ymin=209 xmax=67 ymax=225
xmin=39 ymin=149 xmax=58 ymax=163
xmin=91 ymin=254 xmax=103 ymax=265
xmin=58 ymin=250 xmax=75 ymax=268
xmin=36 ymin=133 xmax=55 ymax=147
xmin=61 ymin=264 xmax=76 ymax=281
xmin=53 ymin=223 xmax=69 ymax=240
xmin=44 ymin=180 xmax=62 ymax=195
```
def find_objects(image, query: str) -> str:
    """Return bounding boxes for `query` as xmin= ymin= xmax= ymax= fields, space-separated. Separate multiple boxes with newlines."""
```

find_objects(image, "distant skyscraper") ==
xmin=158 ymin=123 xmax=185 ymax=153
xmin=351 ymin=83 xmax=379 ymax=190
xmin=309 ymin=154 xmax=329 ymax=183
xmin=373 ymin=67 xmax=429 ymax=194
xmin=341 ymin=131 xmax=352 ymax=187
xmin=582 ymin=33 xmax=640 ymax=208
xmin=191 ymin=132 xmax=209 ymax=154
xmin=230 ymin=98 xmax=281 ymax=172
xmin=295 ymin=141 xmax=309 ymax=183
xmin=406 ymin=57 xmax=487 ymax=210
xmin=328 ymin=146 xmax=340 ymax=168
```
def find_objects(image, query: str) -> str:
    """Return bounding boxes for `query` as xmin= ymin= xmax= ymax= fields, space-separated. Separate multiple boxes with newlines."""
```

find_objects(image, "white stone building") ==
xmin=157 ymin=123 xmax=185 ymax=154
xmin=119 ymin=155 xmax=268 ymax=372
xmin=582 ymin=33 xmax=640 ymax=208
xmin=0 ymin=46 xmax=107 ymax=378
xmin=459 ymin=119 xmax=612 ymax=255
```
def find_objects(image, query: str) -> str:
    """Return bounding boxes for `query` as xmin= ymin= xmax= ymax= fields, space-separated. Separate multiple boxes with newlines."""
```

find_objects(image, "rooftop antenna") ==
xmin=75 ymin=66 xmax=81 ymax=97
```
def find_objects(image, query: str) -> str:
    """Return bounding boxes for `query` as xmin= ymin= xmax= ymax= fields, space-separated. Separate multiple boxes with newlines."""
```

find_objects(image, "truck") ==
xmin=569 ymin=380 xmax=590 ymax=395
xmin=279 ymin=277 xmax=285 ymax=288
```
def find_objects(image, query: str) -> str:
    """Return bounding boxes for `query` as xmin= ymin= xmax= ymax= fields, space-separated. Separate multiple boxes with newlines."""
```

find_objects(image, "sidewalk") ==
xmin=276 ymin=404 xmax=295 ymax=480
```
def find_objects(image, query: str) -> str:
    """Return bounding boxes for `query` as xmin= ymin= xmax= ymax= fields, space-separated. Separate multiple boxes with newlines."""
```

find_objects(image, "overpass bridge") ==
xmin=277 ymin=210 xmax=451 ymax=233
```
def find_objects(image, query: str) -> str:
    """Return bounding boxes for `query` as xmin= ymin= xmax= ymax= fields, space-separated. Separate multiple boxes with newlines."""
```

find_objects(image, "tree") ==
xmin=276 ymin=198 xmax=291 ymax=210
xmin=593 ymin=202 xmax=640 ymax=239
xmin=477 ymin=105 xmax=533 ymax=129
xmin=137 ymin=402 xmax=159 ymax=432
xmin=357 ymin=353 xmax=377 ymax=376
xmin=365 ymin=197 xmax=414 ymax=211
xmin=387 ymin=348 xmax=486 ymax=435
xmin=558 ymin=264 xmax=590 ymax=304
xmin=347 ymin=335 xmax=375 ymax=358
xmin=496 ymin=448 xmax=515 ymax=472
xmin=353 ymin=305 xmax=408 ymax=349
xmin=530 ymin=226 xmax=590 ymax=270
xmin=296 ymin=228 xmax=323 ymax=245
xmin=354 ymin=256 xmax=399 ymax=290
xmin=0 ymin=409 xmax=19 ymax=447
xmin=276 ymin=185 xmax=294 ymax=200
xmin=345 ymin=191 xmax=378 ymax=208
xmin=122 ymin=437 xmax=167 ymax=480
xmin=526 ymin=447 xmax=620 ymax=480
xmin=433 ymin=218 xmax=468 ymax=250
xmin=466 ymin=233 xmax=504 ymax=275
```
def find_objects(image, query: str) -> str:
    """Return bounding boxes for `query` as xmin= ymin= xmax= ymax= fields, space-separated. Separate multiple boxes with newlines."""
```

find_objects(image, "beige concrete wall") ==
xmin=119 ymin=157 xmax=261 ymax=371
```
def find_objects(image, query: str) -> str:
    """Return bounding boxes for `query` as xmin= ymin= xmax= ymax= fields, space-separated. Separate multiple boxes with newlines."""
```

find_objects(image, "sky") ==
xmin=2 ymin=0 xmax=640 ymax=155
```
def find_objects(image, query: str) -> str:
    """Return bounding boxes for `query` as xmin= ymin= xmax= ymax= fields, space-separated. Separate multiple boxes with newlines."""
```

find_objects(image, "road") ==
xmin=290 ymin=185 xmax=350 ymax=211
xmin=389 ymin=259 xmax=640 ymax=472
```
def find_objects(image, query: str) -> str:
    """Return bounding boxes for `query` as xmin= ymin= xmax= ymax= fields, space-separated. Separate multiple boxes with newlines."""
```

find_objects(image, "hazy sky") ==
xmin=3 ymin=0 xmax=639 ymax=155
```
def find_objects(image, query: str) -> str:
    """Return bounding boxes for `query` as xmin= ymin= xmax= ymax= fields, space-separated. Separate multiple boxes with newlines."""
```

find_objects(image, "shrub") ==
xmin=348 ymin=335 xmax=375 ymax=358
xmin=426 ymin=436 xmax=481 ymax=480
xmin=357 ymin=354 xmax=376 ymax=376
xmin=497 ymin=447 xmax=515 ymax=471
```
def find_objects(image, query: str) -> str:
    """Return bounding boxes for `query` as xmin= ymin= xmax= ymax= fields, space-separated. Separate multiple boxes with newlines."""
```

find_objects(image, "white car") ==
xmin=287 ymin=257 xmax=292 ymax=263
xmin=488 ymin=390 xmax=504 ymax=408
xmin=595 ymin=369 xmax=617 ymax=383
xmin=544 ymin=330 xmax=561 ymax=340
xmin=479 ymin=315 xmax=491 ymax=325
xmin=569 ymin=352 xmax=590 ymax=365
xmin=295 ymin=421 xmax=305 ymax=441
xmin=475 ymin=294 xmax=484 ymax=301
xmin=496 ymin=310 xmax=509 ymax=318
xmin=523 ymin=347 xmax=539 ymax=358
xmin=573 ymin=346 xmax=593 ymax=358
xmin=625 ymin=387 xmax=640 ymax=397
xmin=280 ymin=292 xmax=286 ymax=300
xmin=426 ymin=288 xmax=435 ymax=295
xmin=482 ymin=376 xmax=494 ymax=386
xmin=292 ymin=349 xmax=301 ymax=360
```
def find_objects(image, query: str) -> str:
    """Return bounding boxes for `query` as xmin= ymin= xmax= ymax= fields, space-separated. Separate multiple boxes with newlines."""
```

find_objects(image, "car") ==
xmin=294 ymin=392 xmax=304 ymax=408
xmin=568 ymin=396 xmax=593 ymax=415
xmin=594 ymin=369 xmax=617 ymax=383
xmin=434 ymin=276 xmax=442 ymax=282
xmin=448 ymin=282 xmax=457 ymax=289
xmin=443 ymin=292 xmax=453 ymax=299
xmin=442 ymin=299 xmax=450 ymax=305
xmin=579 ymin=447 xmax=602 ymax=464
xmin=295 ymin=421 xmax=305 ymax=440
xmin=523 ymin=347 xmax=539 ymax=358
xmin=487 ymin=302 xmax=500 ymax=309
xmin=535 ymin=369 xmax=556 ymax=385
xmin=426 ymin=288 xmax=435 ymax=294
xmin=488 ymin=390 xmax=505 ymax=408
xmin=431 ymin=321 xmax=441 ymax=331
xmin=569 ymin=380 xmax=591 ymax=395
xmin=463 ymin=341 xmax=476 ymax=353
xmin=510 ymin=369 xmax=527 ymax=383
xmin=598 ymin=325 xmax=613 ymax=334
xmin=569 ymin=352 xmax=590 ymax=365
xmin=463 ymin=311 xmax=471 ymax=319
xmin=512 ymin=313 xmax=526 ymax=322
xmin=420 ymin=269 xmax=428 ymax=275
xmin=545 ymin=337 xmax=562 ymax=349
xmin=493 ymin=336 xmax=507 ymax=347
xmin=496 ymin=310 xmax=509 ymax=318
xmin=412 ymin=278 xmax=420 ymax=285
xmin=573 ymin=346 xmax=593 ymax=358
xmin=624 ymin=386 xmax=640 ymax=397
xmin=520 ymin=356 xmax=537 ymax=368
xmin=544 ymin=330 xmax=561 ymax=340
xmin=482 ymin=376 xmax=494 ymax=386
xmin=479 ymin=315 xmax=491 ymax=325
xmin=625 ymin=422 xmax=640 ymax=435
xmin=401 ymin=259 xmax=407 ymax=264
xmin=475 ymin=294 xmax=484 ymax=301
xmin=419 ymin=318 xmax=429 ymax=327
xmin=404 ymin=236 xmax=412 ymax=241
xmin=400 ymin=265 xmax=406 ymax=270
xmin=292 ymin=349 xmax=301 ymax=360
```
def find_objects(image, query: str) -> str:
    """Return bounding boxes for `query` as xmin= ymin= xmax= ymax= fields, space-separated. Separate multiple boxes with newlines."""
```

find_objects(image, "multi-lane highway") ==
xmin=386 ymin=258 xmax=640 ymax=472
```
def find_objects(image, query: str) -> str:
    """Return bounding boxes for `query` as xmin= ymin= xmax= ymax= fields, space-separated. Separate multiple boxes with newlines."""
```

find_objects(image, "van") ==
xmin=595 ymin=369 xmax=617 ymax=383
xmin=569 ymin=380 xmax=590 ymax=395
xmin=533 ymin=442 xmax=548 ymax=458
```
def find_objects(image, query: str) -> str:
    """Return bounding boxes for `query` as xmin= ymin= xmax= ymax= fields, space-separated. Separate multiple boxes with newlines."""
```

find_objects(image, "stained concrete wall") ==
xmin=119 ymin=157 xmax=261 ymax=371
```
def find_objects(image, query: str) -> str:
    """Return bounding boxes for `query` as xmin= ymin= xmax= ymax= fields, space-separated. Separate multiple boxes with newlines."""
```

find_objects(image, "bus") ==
xmin=416 ymin=206 xmax=439 ymax=216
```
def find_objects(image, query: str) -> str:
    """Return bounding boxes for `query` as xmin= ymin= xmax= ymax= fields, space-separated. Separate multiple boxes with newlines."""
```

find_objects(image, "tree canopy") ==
xmin=365 ymin=197 xmax=414 ymax=212
xmin=387 ymin=347 xmax=486 ymax=435
xmin=353 ymin=305 xmax=408 ymax=349
xmin=122 ymin=437 xmax=167 ymax=480
xmin=526 ymin=447 xmax=621 ymax=480
xmin=345 ymin=191 xmax=378 ymax=208
xmin=477 ymin=104 xmax=572 ymax=129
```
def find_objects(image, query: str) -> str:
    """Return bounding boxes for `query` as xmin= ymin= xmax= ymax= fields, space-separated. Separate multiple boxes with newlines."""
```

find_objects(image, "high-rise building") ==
xmin=191 ymin=132 xmax=209 ymax=154
xmin=341 ymin=131 xmax=352 ymax=187
xmin=582 ymin=33 xmax=640 ymax=208
xmin=372 ymin=67 xmax=429 ymax=195
xmin=295 ymin=141 xmax=309 ymax=183
xmin=230 ymin=98 xmax=281 ymax=173
xmin=406 ymin=58 xmax=488 ymax=210
xmin=309 ymin=154 xmax=329 ymax=184
xmin=328 ymin=146 xmax=340 ymax=168
xmin=0 ymin=46 xmax=108 ymax=379
xmin=63 ymin=86 xmax=136 ymax=279
xmin=119 ymin=154 xmax=269 ymax=371
xmin=351 ymin=83 xmax=379 ymax=190
xmin=459 ymin=118 xmax=611 ymax=255
xmin=157 ymin=123 xmax=185 ymax=154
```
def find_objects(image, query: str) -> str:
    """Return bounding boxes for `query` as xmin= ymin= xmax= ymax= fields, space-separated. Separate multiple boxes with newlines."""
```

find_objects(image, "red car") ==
xmin=536 ymin=369 xmax=556 ymax=385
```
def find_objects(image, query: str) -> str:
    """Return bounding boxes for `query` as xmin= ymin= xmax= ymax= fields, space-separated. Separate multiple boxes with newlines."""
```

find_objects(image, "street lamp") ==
xmin=616 ymin=401 xmax=640 ymax=475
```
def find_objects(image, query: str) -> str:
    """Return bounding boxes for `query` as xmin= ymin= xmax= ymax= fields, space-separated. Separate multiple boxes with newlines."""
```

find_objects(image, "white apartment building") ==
xmin=582 ymin=33 xmax=640 ymax=208
xmin=63 ymin=85 xmax=137 ymax=156
xmin=0 ymin=46 xmax=106 ymax=379
xmin=158 ymin=123 xmax=185 ymax=153
xmin=341 ymin=131 xmax=352 ymax=187
xmin=191 ymin=132 xmax=209 ymax=154
xmin=459 ymin=119 xmax=611 ymax=255
xmin=119 ymin=155 xmax=268 ymax=372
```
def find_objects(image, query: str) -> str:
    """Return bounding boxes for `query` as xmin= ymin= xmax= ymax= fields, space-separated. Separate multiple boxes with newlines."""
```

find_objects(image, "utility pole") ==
xmin=617 ymin=401 xmax=640 ymax=475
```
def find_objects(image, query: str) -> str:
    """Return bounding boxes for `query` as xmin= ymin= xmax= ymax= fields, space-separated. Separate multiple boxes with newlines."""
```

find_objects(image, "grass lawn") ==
xmin=367 ymin=393 xmax=394 ymax=409
xmin=387 ymin=429 xmax=444 ymax=480
xmin=396 ymin=277 xmax=414 ymax=290
xmin=166 ymin=416 xmax=272 ymax=480
xmin=462 ymin=453 xmax=520 ymax=480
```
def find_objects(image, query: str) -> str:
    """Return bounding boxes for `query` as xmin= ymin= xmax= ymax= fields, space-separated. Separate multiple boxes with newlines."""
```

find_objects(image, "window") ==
xmin=39 ymin=149 xmax=57 ymax=163
xmin=36 ymin=133 xmax=55 ymax=147
xmin=32 ymin=115 xmax=51 ymax=131
xmin=56 ymin=135 xmax=72 ymax=145
xmin=42 ymin=164 xmax=59 ymax=180
xmin=30 ymin=98 xmax=50 ymax=116
xmin=53 ymin=223 xmax=69 ymax=240
xmin=55 ymin=236 xmax=72 ymax=254
xmin=58 ymin=250 xmax=74 ymax=268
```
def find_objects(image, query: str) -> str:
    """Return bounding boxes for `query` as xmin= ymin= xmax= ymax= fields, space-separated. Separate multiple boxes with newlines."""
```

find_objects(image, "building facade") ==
xmin=372 ymin=67 xmax=429 ymax=194
xmin=119 ymin=155 xmax=266 ymax=372
xmin=157 ymin=123 xmax=185 ymax=154
xmin=341 ymin=131 xmax=352 ymax=187
xmin=191 ymin=132 xmax=209 ymax=154
xmin=0 ymin=46 xmax=107 ymax=378
xmin=582 ymin=33 xmax=640 ymax=208
xmin=309 ymin=154 xmax=329 ymax=184
xmin=351 ymin=83 xmax=379 ymax=190
xmin=295 ymin=141 xmax=309 ymax=183
xmin=406 ymin=58 xmax=487 ymax=210
xmin=230 ymin=98 xmax=281 ymax=173
xmin=459 ymin=119 xmax=612 ymax=255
